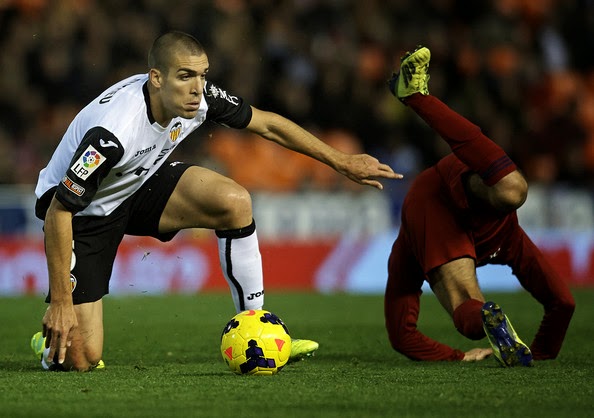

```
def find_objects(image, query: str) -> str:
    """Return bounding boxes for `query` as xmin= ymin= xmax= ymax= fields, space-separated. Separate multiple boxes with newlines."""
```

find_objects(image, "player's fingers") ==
xmin=360 ymin=179 xmax=384 ymax=190
xmin=46 ymin=330 xmax=58 ymax=361
xmin=481 ymin=348 xmax=493 ymax=359
xmin=359 ymin=172 xmax=403 ymax=188
xmin=46 ymin=329 xmax=72 ymax=364
xmin=377 ymin=170 xmax=404 ymax=179
xmin=473 ymin=349 xmax=492 ymax=361
xmin=57 ymin=329 xmax=72 ymax=364
xmin=58 ymin=343 xmax=68 ymax=364
xmin=368 ymin=161 xmax=403 ymax=179
xmin=377 ymin=162 xmax=396 ymax=173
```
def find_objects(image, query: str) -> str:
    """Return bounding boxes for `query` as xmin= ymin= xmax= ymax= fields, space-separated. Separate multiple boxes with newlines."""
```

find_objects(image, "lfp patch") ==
xmin=70 ymin=145 xmax=106 ymax=180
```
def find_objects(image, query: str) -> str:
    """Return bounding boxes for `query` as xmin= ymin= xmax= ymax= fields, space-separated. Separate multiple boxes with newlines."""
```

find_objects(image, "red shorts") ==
xmin=399 ymin=154 xmax=518 ymax=275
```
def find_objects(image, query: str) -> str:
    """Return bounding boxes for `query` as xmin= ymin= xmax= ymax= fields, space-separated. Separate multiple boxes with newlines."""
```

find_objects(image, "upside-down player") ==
xmin=384 ymin=46 xmax=575 ymax=366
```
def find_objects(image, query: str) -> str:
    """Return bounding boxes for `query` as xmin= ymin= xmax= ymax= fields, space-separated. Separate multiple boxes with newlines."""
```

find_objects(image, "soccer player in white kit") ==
xmin=31 ymin=31 xmax=401 ymax=371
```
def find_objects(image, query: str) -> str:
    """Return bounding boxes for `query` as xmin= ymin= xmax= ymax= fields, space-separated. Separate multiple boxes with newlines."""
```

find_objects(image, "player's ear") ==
xmin=149 ymin=68 xmax=163 ymax=88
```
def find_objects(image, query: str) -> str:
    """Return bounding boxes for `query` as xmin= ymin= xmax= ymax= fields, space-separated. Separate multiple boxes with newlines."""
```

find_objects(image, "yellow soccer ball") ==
xmin=220 ymin=309 xmax=292 ymax=375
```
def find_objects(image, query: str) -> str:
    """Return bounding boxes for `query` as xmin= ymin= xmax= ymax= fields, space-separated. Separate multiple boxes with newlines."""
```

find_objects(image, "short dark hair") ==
xmin=148 ymin=31 xmax=205 ymax=72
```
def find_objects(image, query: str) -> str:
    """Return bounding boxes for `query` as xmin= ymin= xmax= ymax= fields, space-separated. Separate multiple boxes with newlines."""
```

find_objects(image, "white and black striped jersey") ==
xmin=35 ymin=74 xmax=252 ymax=218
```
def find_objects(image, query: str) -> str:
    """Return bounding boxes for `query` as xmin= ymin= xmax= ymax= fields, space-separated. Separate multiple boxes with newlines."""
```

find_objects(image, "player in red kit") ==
xmin=384 ymin=46 xmax=575 ymax=366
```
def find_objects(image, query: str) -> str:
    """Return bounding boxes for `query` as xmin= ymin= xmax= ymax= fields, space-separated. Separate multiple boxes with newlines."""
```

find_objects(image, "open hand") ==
xmin=42 ymin=303 xmax=78 ymax=365
xmin=462 ymin=347 xmax=493 ymax=362
xmin=338 ymin=154 xmax=403 ymax=190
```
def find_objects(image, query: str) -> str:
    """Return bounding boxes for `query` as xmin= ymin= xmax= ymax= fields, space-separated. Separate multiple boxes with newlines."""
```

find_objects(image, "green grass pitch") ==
xmin=1 ymin=290 xmax=593 ymax=418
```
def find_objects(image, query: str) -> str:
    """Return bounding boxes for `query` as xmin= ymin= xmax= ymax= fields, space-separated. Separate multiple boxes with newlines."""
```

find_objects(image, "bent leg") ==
xmin=406 ymin=94 xmax=517 ymax=187
xmin=45 ymin=300 xmax=104 ymax=371
xmin=428 ymin=257 xmax=486 ymax=340
xmin=42 ymin=209 xmax=124 ymax=371
xmin=159 ymin=166 xmax=263 ymax=312
xmin=159 ymin=166 xmax=253 ymax=232
xmin=407 ymin=94 xmax=528 ymax=212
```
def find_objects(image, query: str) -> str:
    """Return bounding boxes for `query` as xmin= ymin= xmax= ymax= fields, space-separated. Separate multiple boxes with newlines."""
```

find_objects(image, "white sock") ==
xmin=41 ymin=347 xmax=52 ymax=370
xmin=216 ymin=221 xmax=264 ymax=313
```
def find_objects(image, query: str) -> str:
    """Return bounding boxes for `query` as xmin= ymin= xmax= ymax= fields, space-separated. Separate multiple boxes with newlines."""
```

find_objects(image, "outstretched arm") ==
xmin=509 ymin=229 xmax=575 ymax=360
xmin=246 ymin=106 xmax=403 ymax=190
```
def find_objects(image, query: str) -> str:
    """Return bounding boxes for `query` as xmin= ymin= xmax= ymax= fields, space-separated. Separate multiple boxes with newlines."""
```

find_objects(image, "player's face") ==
xmin=159 ymin=52 xmax=209 ymax=121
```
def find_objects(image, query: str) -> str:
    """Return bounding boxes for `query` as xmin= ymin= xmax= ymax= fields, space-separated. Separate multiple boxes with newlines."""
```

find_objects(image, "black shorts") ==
xmin=44 ymin=162 xmax=193 ymax=304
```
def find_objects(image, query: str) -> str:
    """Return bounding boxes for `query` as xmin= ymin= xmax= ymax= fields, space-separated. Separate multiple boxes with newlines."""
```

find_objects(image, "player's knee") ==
xmin=492 ymin=173 xmax=528 ymax=212
xmin=64 ymin=355 xmax=102 ymax=372
xmin=218 ymin=183 xmax=253 ymax=226
xmin=62 ymin=344 xmax=103 ymax=372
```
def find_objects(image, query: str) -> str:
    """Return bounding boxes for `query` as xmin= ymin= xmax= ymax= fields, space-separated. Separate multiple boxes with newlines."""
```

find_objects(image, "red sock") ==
xmin=406 ymin=94 xmax=516 ymax=186
xmin=453 ymin=299 xmax=485 ymax=340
